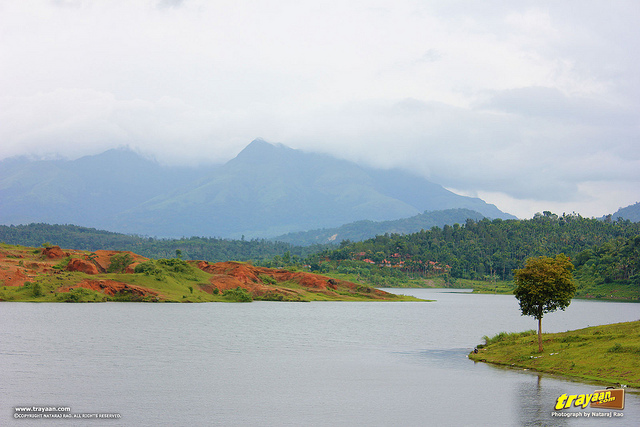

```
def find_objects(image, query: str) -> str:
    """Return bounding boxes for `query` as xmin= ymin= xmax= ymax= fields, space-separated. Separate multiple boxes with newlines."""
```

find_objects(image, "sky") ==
xmin=1 ymin=0 xmax=639 ymax=219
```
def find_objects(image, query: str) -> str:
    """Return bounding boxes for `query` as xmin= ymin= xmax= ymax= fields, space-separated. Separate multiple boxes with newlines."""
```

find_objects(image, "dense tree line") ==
xmin=3 ymin=215 xmax=639 ymax=292
xmin=574 ymin=235 xmax=640 ymax=286
xmin=310 ymin=212 xmax=640 ymax=283
xmin=0 ymin=223 xmax=324 ymax=262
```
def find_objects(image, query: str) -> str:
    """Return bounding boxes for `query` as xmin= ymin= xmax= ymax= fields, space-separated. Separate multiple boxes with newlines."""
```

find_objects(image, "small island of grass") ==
xmin=469 ymin=320 xmax=640 ymax=388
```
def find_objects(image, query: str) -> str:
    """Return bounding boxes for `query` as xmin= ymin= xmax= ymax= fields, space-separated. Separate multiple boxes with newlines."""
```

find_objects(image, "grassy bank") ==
xmin=447 ymin=278 xmax=514 ymax=294
xmin=469 ymin=320 xmax=640 ymax=388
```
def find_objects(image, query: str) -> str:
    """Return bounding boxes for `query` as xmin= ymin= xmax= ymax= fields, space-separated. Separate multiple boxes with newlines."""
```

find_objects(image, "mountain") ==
xmin=1 ymin=139 xmax=515 ymax=238
xmin=272 ymin=208 xmax=488 ymax=246
xmin=611 ymin=202 xmax=640 ymax=222
xmin=0 ymin=148 xmax=207 ymax=229
xmin=111 ymin=139 xmax=514 ymax=237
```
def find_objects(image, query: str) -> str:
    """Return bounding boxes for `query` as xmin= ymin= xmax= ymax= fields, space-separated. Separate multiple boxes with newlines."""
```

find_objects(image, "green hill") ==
xmin=308 ymin=212 xmax=640 ymax=298
xmin=611 ymin=201 xmax=640 ymax=222
xmin=272 ymin=208 xmax=486 ymax=246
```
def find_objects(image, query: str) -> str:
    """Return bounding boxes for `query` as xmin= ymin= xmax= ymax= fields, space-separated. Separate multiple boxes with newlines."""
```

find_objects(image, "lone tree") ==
xmin=513 ymin=254 xmax=576 ymax=352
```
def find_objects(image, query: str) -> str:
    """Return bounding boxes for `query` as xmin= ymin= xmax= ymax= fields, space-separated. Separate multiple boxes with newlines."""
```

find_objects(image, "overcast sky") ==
xmin=1 ymin=0 xmax=639 ymax=219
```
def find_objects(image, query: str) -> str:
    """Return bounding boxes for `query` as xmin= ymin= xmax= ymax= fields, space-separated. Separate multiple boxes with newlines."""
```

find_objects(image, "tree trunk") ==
xmin=537 ymin=316 xmax=543 ymax=353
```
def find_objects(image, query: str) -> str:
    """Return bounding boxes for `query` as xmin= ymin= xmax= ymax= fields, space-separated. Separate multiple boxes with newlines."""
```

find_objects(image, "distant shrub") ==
xmin=136 ymin=258 xmax=194 ymax=279
xmin=605 ymin=343 xmax=640 ymax=355
xmin=110 ymin=290 xmax=157 ymax=302
xmin=134 ymin=261 xmax=156 ymax=274
xmin=259 ymin=291 xmax=285 ymax=301
xmin=32 ymin=283 xmax=43 ymax=297
xmin=483 ymin=330 xmax=536 ymax=346
xmin=134 ymin=261 xmax=165 ymax=280
xmin=157 ymin=258 xmax=191 ymax=273
xmin=560 ymin=335 xmax=588 ymax=343
xmin=356 ymin=285 xmax=372 ymax=293
xmin=107 ymin=253 xmax=134 ymax=273
xmin=223 ymin=287 xmax=253 ymax=302
xmin=259 ymin=274 xmax=278 ymax=285
xmin=52 ymin=256 xmax=71 ymax=270
xmin=608 ymin=343 xmax=623 ymax=353
xmin=57 ymin=287 xmax=92 ymax=302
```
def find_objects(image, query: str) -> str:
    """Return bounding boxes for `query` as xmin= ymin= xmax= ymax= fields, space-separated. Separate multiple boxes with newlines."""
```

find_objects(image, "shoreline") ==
xmin=469 ymin=320 xmax=640 ymax=388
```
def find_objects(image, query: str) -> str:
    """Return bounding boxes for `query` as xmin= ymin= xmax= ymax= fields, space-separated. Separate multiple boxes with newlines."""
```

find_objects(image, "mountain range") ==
xmin=271 ymin=208 xmax=488 ymax=246
xmin=0 ymin=139 xmax=515 ymax=238
xmin=611 ymin=202 xmax=640 ymax=222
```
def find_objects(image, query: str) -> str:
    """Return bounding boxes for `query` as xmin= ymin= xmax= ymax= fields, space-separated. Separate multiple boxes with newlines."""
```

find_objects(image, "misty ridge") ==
xmin=0 ymin=138 xmax=515 ymax=241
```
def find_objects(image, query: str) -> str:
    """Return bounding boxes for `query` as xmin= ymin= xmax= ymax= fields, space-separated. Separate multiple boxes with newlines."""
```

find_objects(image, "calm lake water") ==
xmin=1 ymin=289 xmax=638 ymax=426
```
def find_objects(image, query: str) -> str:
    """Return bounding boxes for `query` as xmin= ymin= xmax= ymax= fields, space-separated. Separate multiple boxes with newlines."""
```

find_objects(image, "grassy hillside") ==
xmin=469 ymin=321 xmax=640 ymax=388
xmin=0 ymin=243 xmax=420 ymax=303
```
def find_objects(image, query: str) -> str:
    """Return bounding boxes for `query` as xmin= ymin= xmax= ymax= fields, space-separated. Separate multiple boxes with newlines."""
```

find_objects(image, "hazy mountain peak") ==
xmin=1 ymin=139 xmax=516 ymax=238
xmin=232 ymin=138 xmax=296 ymax=165
xmin=241 ymin=138 xmax=281 ymax=153
xmin=611 ymin=202 xmax=640 ymax=222
xmin=73 ymin=147 xmax=155 ymax=167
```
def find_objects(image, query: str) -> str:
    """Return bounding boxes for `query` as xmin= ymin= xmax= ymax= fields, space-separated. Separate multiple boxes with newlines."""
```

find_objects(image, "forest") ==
xmin=0 ymin=223 xmax=323 ymax=261
xmin=1 ymin=213 xmax=639 ymax=299
xmin=302 ymin=212 xmax=640 ymax=296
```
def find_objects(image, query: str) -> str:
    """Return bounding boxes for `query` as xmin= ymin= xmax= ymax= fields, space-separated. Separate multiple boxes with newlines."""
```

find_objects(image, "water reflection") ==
xmin=516 ymin=374 xmax=567 ymax=426
xmin=395 ymin=348 xmax=472 ymax=368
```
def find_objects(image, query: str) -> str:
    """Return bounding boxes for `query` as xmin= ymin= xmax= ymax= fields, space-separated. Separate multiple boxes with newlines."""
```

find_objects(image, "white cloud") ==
xmin=468 ymin=181 xmax=640 ymax=220
xmin=0 ymin=0 xmax=638 ymax=218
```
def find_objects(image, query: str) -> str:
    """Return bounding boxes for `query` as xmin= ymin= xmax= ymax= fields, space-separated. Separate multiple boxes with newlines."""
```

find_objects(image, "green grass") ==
xmin=480 ymin=329 xmax=537 ymax=346
xmin=574 ymin=281 xmax=640 ymax=301
xmin=467 ymin=280 xmax=515 ymax=294
xmin=470 ymin=320 xmax=640 ymax=388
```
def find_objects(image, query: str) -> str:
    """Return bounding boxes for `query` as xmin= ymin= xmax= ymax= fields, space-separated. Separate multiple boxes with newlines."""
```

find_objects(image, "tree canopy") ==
xmin=513 ymin=254 xmax=576 ymax=352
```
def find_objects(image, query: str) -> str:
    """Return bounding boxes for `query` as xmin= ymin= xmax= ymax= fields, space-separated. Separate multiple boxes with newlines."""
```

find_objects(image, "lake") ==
xmin=1 ymin=289 xmax=638 ymax=426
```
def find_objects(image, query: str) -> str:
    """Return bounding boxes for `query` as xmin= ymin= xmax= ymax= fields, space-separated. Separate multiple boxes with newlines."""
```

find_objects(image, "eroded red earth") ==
xmin=1 ymin=245 xmax=391 ymax=301
xmin=195 ymin=261 xmax=390 ymax=299
xmin=58 ymin=279 xmax=158 ymax=298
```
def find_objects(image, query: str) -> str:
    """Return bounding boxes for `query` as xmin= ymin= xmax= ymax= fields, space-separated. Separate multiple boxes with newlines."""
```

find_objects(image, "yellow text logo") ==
xmin=554 ymin=389 xmax=625 ymax=411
